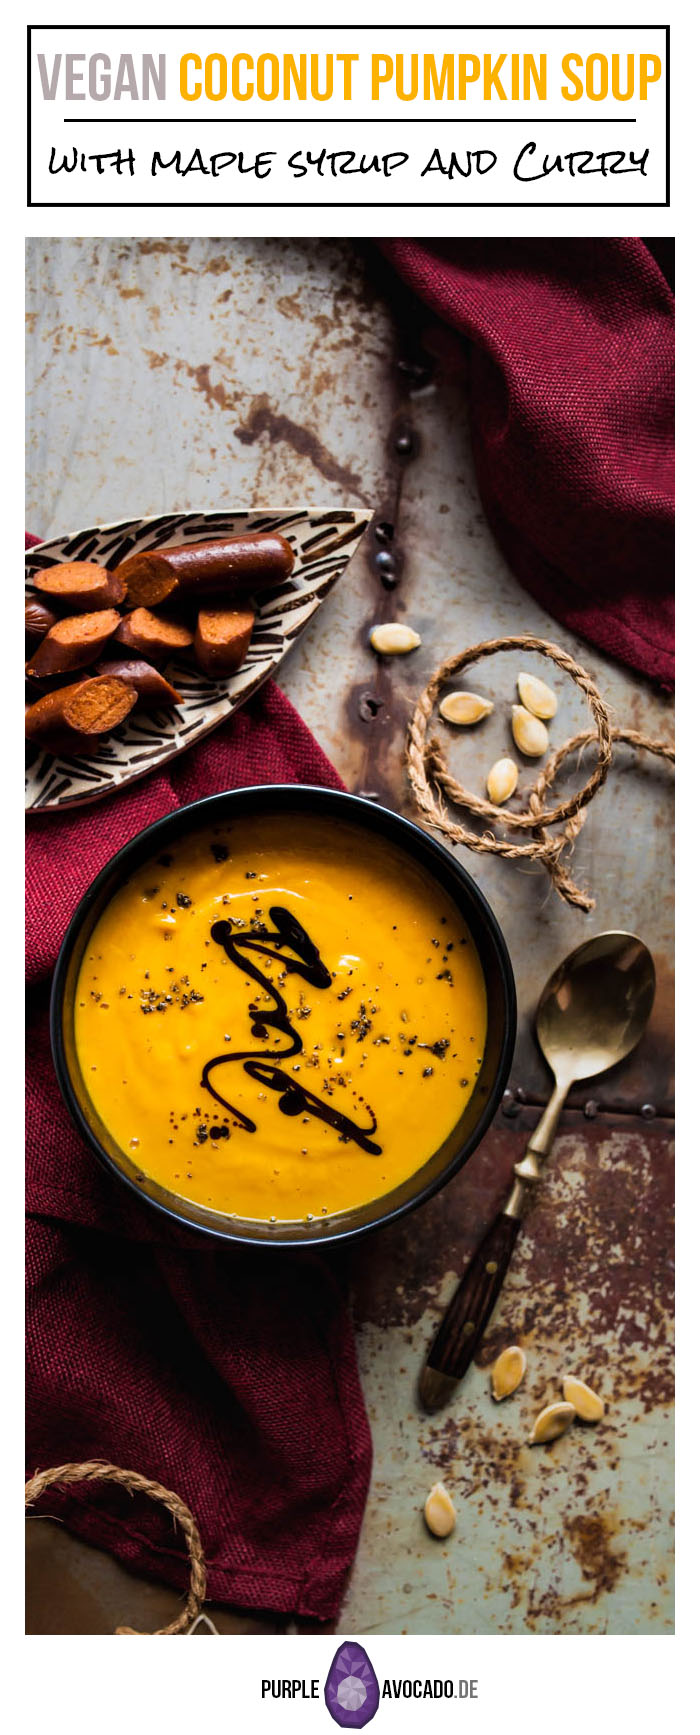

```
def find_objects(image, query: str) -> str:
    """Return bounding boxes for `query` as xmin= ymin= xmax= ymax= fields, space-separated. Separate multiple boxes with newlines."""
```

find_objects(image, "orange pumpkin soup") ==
xmin=74 ymin=815 xmax=487 ymax=1223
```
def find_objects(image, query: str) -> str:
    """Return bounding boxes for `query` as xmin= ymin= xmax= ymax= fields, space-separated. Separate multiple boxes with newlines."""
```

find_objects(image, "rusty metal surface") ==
xmin=344 ymin=1110 xmax=673 ymax=1633
xmin=25 ymin=237 xmax=674 ymax=1635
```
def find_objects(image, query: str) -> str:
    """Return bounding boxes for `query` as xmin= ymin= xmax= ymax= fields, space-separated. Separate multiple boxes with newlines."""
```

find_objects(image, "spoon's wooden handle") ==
xmin=419 ymin=1212 xmax=521 ymax=1412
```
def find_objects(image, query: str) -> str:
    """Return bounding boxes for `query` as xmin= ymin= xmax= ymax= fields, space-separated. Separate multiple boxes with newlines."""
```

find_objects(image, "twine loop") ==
xmin=25 ymin=1460 xmax=207 ymax=1635
xmin=407 ymin=635 xmax=674 ymax=911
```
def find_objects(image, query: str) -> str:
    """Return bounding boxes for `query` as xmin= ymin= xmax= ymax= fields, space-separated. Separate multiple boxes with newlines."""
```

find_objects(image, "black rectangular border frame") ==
xmin=27 ymin=23 xmax=670 ymax=209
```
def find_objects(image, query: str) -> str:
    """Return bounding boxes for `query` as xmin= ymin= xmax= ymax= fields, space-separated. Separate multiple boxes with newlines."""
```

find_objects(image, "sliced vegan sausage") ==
xmin=33 ymin=560 xmax=126 ymax=611
xmin=25 ymin=609 xmax=121 ymax=679
xmin=25 ymin=675 xmax=137 ymax=756
xmin=116 ymin=533 xmax=295 ymax=609
xmin=95 ymin=656 xmax=183 ymax=709
xmin=194 ymin=607 xmax=256 ymax=678
xmin=113 ymin=608 xmax=194 ymax=663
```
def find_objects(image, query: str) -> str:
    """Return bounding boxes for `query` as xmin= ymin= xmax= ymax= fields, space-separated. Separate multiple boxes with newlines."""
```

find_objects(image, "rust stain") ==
xmin=500 ymin=1549 xmax=531 ymax=1608
xmin=134 ymin=240 xmax=196 ymax=273
xmin=117 ymin=286 xmax=144 ymax=301
xmin=82 ymin=331 xmax=119 ymax=356
xmin=201 ymin=254 xmax=231 ymax=276
xmin=135 ymin=239 xmax=178 ymax=256
xmin=519 ymin=1511 xmax=628 ymax=1627
xmin=310 ymin=368 xmax=336 ymax=398
xmin=564 ymin=1511 xmax=626 ymax=1600
xmin=233 ymin=393 xmax=368 ymax=500
xmin=186 ymin=362 xmax=238 ymax=416
xmin=139 ymin=356 xmax=365 ymax=494
xmin=350 ymin=1117 xmax=674 ymax=1412
xmin=277 ymin=293 xmax=304 ymax=321
xmin=310 ymin=313 xmax=335 ymax=340
xmin=419 ymin=1410 xmax=526 ymax=1503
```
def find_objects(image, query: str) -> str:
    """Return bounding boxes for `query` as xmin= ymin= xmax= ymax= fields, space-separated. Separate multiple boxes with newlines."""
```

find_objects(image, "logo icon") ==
xmin=324 ymin=1642 xmax=380 ymax=1728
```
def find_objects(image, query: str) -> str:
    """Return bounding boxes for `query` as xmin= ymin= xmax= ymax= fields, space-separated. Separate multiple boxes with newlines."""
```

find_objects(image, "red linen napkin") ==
xmin=381 ymin=239 xmax=674 ymax=686
xmin=26 ymin=552 xmax=372 ymax=1619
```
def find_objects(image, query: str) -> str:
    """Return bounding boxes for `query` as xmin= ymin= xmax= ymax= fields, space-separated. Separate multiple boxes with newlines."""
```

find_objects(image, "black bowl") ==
xmin=51 ymin=785 xmax=516 ymax=1247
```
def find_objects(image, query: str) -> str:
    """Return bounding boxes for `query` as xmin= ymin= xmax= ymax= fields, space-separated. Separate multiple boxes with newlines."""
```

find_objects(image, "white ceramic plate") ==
xmin=25 ymin=506 xmax=372 ymax=812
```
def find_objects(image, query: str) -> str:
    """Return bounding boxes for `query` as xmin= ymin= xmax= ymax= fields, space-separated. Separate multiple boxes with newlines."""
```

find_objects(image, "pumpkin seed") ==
xmin=487 ymin=757 xmax=519 ymax=805
xmin=517 ymin=671 xmax=558 ymax=720
xmin=369 ymin=623 xmax=421 ymax=655
xmin=439 ymin=691 xmax=494 ymax=726
xmin=562 ymin=1375 xmax=604 ymax=1423
xmin=423 ymin=1482 xmax=456 ymax=1537
xmin=511 ymin=704 xmax=549 ymax=758
xmin=528 ymin=1401 xmax=575 ymax=1444
xmin=491 ymin=1344 xmax=527 ymax=1401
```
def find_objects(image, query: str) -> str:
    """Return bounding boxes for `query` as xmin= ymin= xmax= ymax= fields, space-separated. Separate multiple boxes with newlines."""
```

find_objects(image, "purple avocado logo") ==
xmin=324 ymin=1642 xmax=380 ymax=1728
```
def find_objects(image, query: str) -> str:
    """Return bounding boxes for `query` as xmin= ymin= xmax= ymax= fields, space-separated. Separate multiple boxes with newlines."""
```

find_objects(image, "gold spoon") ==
xmin=419 ymin=931 xmax=655 ymax=1413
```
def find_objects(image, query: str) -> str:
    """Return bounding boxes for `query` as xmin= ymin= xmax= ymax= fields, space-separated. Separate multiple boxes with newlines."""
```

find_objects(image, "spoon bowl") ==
xmin=535 ymin=930 xmax=656 ymax=1089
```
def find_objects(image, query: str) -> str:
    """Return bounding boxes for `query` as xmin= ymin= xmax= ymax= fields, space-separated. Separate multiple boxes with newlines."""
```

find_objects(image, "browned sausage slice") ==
xmin=26 ymin=609 xmax=121 ymax=679
xmin=25 ymin=596 xmax=58 ymax=644
xmin=95 ymin=657 xmax=183 ymax=708
xmin=113 ymin=608 xmax=194 ymax=663
xmin=116 ymin=533 xmax=295 ymax=609
xmin=33 ymin=561 xmax=126 ymax=610
xmin=25 ymin=676 xmax=137 ymax=755
xmin=194 ymin=607 xmax=255 ymax=678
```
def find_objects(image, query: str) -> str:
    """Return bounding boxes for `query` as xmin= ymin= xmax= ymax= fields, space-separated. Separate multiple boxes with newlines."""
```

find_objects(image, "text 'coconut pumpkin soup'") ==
xmin=74 ymin=815 xmax=487 ymax=1224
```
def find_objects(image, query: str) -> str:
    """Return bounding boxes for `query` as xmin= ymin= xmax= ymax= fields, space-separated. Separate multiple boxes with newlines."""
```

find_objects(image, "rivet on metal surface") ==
xmin=374 ymin=547 xmax=399 ymax=590
xmin=501 ymin=1089 xmax=520 ymax=1118
xmin=374 ymin=521 xmax=394 ymax=544
xmin=397 ymin=358 xmax=435 ymax=399
xmin=397 ymin=358 xmax=433 ymax=387
xmin=485 ymin=1260 xmax=498 ymax=1275
xmin=584 ymin=1099 xmax=598 ymax=1119
xmin=395 ymin=431 xmax=414 ymax=457
xmin=641 ymin=1102 xmax=657 ymax=1120
xmin=358 ymin=692 xmax=384 ymax=723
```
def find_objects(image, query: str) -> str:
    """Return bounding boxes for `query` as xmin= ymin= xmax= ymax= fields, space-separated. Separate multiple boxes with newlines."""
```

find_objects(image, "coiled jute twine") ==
xmin=25 ymin=1460 xmax=207 ymax=1634
xmin=406 ymin=635 xmax=675 ymax=912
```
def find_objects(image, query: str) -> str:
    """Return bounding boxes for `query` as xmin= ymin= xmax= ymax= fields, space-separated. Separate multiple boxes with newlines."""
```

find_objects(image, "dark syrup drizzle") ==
xmin=200 ymin=906 xmax=382 ymax=1155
